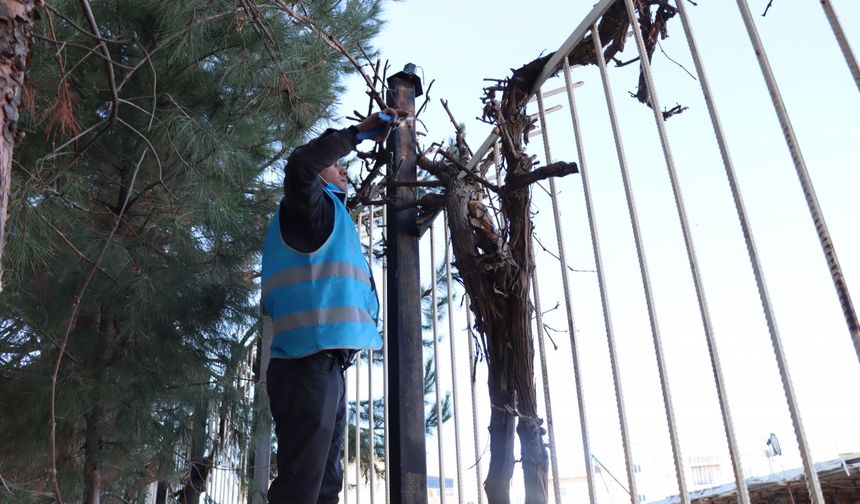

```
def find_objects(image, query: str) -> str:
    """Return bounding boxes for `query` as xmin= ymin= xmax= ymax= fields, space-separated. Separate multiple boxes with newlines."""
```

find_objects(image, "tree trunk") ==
xmin=155 ymin=481 xmax=168 ymax=504
xmin=84 ymin=402 xmax=103 ymax=504
xmin=517 ymin=416 xmax=548 ymax=504
xmin=506 ymin=275 xmax=547 ymax=504
xmin=83 ymin=310 xmax=114 ymax=504
xmin=484 ymin=365 xmax=516 ymax=504
xmin=443 ymin=177 xmax=528 ymax=504
xmin=0 ymin=0 xmax=38 ymax=291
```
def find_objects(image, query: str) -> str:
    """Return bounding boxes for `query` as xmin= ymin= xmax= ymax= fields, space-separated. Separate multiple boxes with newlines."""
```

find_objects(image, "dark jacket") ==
xmin=280 ymin=126 xmax=359 ymax=252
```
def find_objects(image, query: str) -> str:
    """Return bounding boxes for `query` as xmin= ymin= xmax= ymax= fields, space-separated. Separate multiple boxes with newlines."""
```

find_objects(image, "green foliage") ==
xmin=0 ymin=0 xmax=383 ymax=500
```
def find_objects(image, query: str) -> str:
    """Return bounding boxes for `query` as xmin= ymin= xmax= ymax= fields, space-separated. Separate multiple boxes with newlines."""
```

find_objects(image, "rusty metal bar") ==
xmin=733 ymin=2 xmax=837 ymax=501
xmin=819 ymin=0 xmax=860 ymax=92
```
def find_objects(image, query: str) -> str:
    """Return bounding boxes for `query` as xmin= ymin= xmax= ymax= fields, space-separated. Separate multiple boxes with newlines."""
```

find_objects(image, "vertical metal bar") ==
xmin=562 ymin=56 xmax=639 ymax=504
xmin=465 ymin=297 xmax=484 ymax=504
xmin=493 ymin=139 xmax=502 ymax=186
xmin=354 ymin=211 xmax=365 ymax=504
xmin=386 ymin=66 xmax=429 ymax=504
xmin=252 ymin=316 xmax=273 ymax=504
xmin=529 ymin=268 xmax=563 ymax=504
xmin=733 ymin=3 xmax=840 ymax=501
xmin=625 ymin=1 xmax=756 ymax=502
xmin=820 ymin=0 xmax=860 ymax=91
xmin=535 ymin=87 xmax=595 ymax=504
xmin=736 ymin=0 xmax=860 ymax=366
xmin=382 ymin=206 xmax=391 ymax=504
xmin=444 ymin=214 xmax=465 ymax=504
xmin=355 ymin=348 xmax=362 ymax=504
xmin=345 ymin=362 xmax=351 ymax=504
xmin=220 ymin=466 xmax=225 ymax=504
xmin=368 ymin=210 xmax=376 ymax=504
xmin=430 ymin=223 xmax=447 ymax=504
xmin=351 ymin=214 xmax=368 ymax=503
xmin=207 ymin=466 xmax=213 ymax=503
xmin=592 ymin=20 xmax=691 ymax=504
xmin=674 ymin=1 xmax=801 ymax=500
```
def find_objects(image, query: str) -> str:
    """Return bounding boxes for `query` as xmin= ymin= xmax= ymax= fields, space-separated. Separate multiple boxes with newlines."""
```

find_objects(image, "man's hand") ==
xmin=356 ymin=108 xmax=410 ymax=142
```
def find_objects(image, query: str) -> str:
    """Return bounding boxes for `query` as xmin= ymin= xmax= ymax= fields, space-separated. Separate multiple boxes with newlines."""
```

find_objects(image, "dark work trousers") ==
xmin=266 ymin=352 xmax=347 ymax=504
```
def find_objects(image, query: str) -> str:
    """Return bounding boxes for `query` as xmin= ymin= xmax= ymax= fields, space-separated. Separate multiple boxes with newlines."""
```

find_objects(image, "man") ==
xmin=261 ymin=109 xmax=407 ymax=504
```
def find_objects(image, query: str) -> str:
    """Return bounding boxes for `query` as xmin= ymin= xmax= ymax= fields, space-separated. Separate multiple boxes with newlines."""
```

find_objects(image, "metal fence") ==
xmin=252 ymin=1 xmax=859 ymax=503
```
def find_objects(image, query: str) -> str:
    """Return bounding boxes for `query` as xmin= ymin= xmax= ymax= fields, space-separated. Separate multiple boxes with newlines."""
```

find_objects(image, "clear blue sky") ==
xmin=336 ymin=1 xmax=859 ymax=500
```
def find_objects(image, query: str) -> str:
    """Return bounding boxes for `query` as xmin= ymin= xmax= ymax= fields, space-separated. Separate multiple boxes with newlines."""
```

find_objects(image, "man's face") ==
xmin=320 ymin=162 xmax=348 ymax=192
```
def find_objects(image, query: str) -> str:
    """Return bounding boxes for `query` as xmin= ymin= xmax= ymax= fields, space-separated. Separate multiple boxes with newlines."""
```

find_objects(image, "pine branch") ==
xmin=77 ymin=0 xmax=119 ymax=125
xmin=35 ymin=119 xmax=106 ymax=169
xmin=273 ymin=0 xmax=385 ymax=109
xmin=32 ymin=34 xmax=135 ymax=70
xmin=42 ymin=3 xmax=135 ymax=45
xmin=115 ymin=9 xmax=242 ymax=93
xmin=28 ymin=203 xmax=119 ymax=284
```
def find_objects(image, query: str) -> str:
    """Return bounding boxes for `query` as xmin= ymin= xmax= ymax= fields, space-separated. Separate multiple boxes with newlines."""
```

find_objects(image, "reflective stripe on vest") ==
xmin=261 ymin=261 xmax=371 ymax=299
xmin=272 ymin=306 xmax=374 ymax=334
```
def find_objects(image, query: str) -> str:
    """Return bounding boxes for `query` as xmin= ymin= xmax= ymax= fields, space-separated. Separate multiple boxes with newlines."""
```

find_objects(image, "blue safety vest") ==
xmin=261 ymin=184 xmax=381 ymax=358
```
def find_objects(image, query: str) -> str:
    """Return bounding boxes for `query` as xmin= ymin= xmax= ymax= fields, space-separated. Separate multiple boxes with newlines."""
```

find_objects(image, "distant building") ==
xmin=549 ymin=472 xmax=590 ymax=501
xmin=427 ymin=475 xmax=455 ymax=504
xmin=651 ymin=454 xmax=860 ymax=504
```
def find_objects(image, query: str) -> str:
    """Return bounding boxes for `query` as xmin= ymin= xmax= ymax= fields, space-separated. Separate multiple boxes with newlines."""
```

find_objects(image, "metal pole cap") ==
xmin=387 ymin=62 xmax=423 ymax=97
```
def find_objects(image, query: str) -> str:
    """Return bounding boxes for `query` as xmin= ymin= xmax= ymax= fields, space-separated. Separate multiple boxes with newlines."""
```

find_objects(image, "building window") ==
xmin=691 ymin=465 xmax=719 ymax=486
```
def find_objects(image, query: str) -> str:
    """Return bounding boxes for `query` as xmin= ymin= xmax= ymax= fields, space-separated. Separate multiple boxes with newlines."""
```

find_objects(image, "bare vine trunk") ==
xmin=440 ymin=147 xmax=549 ymax=503
xmin=0 ymin=0 xmax=39 ymax=291
xmin=484 ymin=328 xmax=516 ymax=503
xmin=505 ymin=186 xmax=548 ymax=504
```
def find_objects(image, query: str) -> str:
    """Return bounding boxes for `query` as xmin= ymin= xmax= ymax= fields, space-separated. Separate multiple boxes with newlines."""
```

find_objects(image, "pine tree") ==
xmin=0 ymin=1 xmax=384 ymax=501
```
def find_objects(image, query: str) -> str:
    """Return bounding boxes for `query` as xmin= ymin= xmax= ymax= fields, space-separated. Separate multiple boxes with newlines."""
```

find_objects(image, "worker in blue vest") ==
xmin=261 ymin=108 xmax=407 ymax=504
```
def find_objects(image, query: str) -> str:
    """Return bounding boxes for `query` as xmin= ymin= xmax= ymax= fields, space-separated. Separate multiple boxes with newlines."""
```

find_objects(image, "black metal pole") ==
xmin=385 ymin=64 xmax=428 ymax=504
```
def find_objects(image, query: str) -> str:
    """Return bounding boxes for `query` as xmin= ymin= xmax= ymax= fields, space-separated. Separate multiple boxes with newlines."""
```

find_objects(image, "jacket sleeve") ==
xmin=282 ymin=126 xmax=359 ymax=231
